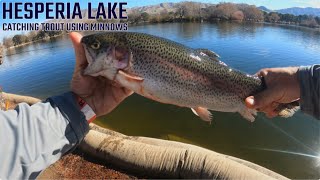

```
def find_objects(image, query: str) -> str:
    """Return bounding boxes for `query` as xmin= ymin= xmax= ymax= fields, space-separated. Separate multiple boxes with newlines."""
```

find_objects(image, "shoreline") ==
xmin=6 ymin=34 xmax=65 ymax=50
xmin=0 ymin=45 xmax=3 ymax=64
xmin=3 ymin=20 xmax=319 ymax=50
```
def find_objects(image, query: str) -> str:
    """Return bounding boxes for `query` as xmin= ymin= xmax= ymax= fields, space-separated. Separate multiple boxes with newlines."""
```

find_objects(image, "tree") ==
xmin=231 ymin=10 xmax=244 ymax=21
xmin=12 ymin=35 xmax=23 ymax=46
xmin=97 ymin=17 xmax=107 ymax=23
xmin=128 ymin=11 xmax=141 ymax=24
xmin=315 ymin=16 xmax=320 ymax=25
xmin=297 ymin=15 xmax=309 ymax=23
xmin=213 ymin=3 xmax=239 ymax=20
xmin=278 ymin=13 xmax=298 ymax=23
xmin=12 ymin=34 xmax=30 ymax=45
xmin=201 ymin=5 xmax=216 ymax=20
xmin=159 ymin=9 xmax=173 ymax=22
xmin=46 ymin=31 xmax=62 ymax=37
xmin=158 ymin=11 xmax=176 ymax=22
xmin=301 ymin=18 xmax=319 ymax=28
xmin=267 ymin=12 xmax=280 ymax=22
xmin=2 ymin=37 xmax=13 ymax=48
xmin=176 ymin=5 xmax=185 ymax=21
xmin=149 ymin=14 xmax=161 ymax=23
xmin=240 ymin=5 xmax=264 ymax=21
xmin=141 ymin=12 xmax=150 ymax=22
xmin=27 ymin=31 xmax=38 ymax=42
xmin=34 ymin=31 xmax=48 ymax=40
xmin=21 ymin=35 xmax=29 ymax=43
xmin=0 ymin=44 xmax=3 ymax=64
xmin=179 ymin=2 xmax=202 ymax=21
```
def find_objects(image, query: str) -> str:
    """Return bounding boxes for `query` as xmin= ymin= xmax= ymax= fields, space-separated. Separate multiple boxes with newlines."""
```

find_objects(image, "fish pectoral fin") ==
xmin=118 ymin=70 xmax=144 ymax=81
xmin=116 ymin=70 xmax=144 ymax=95
xmin=239 ymin=108 xmax=257 ymax=122
xmin=196 ymin=48 xmax=220 ymax=58
xmin=191 ymin=107 xmax=212 ymax=123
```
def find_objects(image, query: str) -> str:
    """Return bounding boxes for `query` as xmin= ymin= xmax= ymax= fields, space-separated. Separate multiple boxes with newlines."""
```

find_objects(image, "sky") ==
xmin=1 ymin=0 xmax=320 ymax=40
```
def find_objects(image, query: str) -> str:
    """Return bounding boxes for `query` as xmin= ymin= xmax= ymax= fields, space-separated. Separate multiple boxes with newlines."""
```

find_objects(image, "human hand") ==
xmin=70 ymin=32 xmax=133 ymax=117
xmin=245 ymin=67 xmax=300 ymax=118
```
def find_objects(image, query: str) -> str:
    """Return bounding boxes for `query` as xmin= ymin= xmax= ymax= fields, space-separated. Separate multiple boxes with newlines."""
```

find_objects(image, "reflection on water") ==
xmin=216 ymin=21 xmax=262 ymax=38
xmin=0 ymin=22 xmax=320 ymax=178
xmin=178 ymin=22 xmax=203 ymax=39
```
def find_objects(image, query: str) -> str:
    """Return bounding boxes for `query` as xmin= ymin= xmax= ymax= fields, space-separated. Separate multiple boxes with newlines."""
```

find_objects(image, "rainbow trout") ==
xmin=81 ymin=32 xmax=298 ymax=123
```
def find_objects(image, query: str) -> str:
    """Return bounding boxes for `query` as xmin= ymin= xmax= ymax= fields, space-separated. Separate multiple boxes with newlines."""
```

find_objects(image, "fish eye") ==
xmin=91 ymin=41 xmax=100 ymax=50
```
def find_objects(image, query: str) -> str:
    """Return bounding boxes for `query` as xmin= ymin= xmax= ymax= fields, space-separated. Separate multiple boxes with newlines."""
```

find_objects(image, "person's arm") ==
xmin=0 ymin=92 xmax=89 ymax=179
xmin=298 ymin=65 xmax=320 ymax=119
xmin=0 ymin=32 xmax=132 ymax=179
xmin=245 ymin=65 xmax=320 ymax=120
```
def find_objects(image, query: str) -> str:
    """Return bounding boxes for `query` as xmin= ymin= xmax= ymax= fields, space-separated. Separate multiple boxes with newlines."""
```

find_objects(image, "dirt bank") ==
xmin=39 ymin=150 xmax=137 ymax=179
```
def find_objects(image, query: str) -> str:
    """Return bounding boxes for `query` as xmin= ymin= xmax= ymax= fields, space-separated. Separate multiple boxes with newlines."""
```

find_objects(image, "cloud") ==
xmin=309 ymin=0 xmax=320 ymax=8
xmin=293 ymin=0 xmax=320 ymax=8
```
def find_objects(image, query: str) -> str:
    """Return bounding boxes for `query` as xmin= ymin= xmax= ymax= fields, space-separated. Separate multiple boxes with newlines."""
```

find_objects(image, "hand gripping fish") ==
xmin=81 ymin=32 xmax=299 ymax=123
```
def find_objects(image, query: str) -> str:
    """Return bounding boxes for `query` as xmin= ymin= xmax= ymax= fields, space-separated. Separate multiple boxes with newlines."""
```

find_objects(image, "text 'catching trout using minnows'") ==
xmin=81 ymin=32 xmax=299 ymax=123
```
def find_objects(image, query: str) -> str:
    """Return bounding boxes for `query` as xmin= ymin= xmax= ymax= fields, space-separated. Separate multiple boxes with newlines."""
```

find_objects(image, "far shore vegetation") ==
xmin=2 ymin=2 xmax=320 ymax=49
xmin=0 ymin=45 xmax=3 ymax=64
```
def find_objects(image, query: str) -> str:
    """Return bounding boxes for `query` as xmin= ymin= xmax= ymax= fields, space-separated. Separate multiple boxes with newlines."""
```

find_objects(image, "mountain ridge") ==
xmin=276 ymin=7 xmax=320 ymax=16
xmin=257 ymin=6 xmax=320 ymax=16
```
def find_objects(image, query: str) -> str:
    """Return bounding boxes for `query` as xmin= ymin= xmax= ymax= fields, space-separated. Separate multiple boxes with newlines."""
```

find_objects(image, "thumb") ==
xmin=70 ymin=32 xmax=87 ymax=68
xmin=245 ymin=88 xmax=278 ymax=109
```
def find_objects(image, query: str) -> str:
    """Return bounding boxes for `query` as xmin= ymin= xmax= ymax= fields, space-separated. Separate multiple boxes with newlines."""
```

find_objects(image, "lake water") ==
xmin=1 ymin=22 xmax=320 ymax=178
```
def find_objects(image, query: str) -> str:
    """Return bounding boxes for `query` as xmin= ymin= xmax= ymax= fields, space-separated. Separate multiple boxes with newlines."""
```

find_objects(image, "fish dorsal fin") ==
xmin=196 ymin=48 xmax=227 ymax=66
xmin=196 ymin=48 xmax=220 ymax=58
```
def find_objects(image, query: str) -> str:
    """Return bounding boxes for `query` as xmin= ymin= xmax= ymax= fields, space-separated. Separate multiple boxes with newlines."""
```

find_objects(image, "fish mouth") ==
xmin=83 ymin=45 xmax=94 ymax=65
xmin=82 ymin=45 xmax=98 ymax=76
xmin=82 ymin=44 xmax=131 ymax=80
xmin=82 ymin=44 xmax=112 ymax=77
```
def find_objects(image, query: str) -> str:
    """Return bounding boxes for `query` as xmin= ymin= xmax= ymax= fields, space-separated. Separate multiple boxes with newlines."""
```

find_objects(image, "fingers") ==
xmin=248 ymin=67 xmax=300 ymax=119
xmin=70 ymin=32 xmax=87 ymax=69
xmin=102 ymin=78 xmax=134 ymax=98
xmin=111 ymin=82 xmax=134 ymax=96
xmin=260 ymin=102 xmax=279 ymax=118
xmin=248 ymin=68 xmax=279 ymax=115
xmin=245 ymin=88 xmax=278 ymax=109
xmin=122 ymin=87 xmax=134 ymax=96
xmin=246 ymin=95 xmax=279 ymax=118
xmin=110 ymin=81 xmax=123 ymax=88
xmin=106 ymin=79 xmax=134 ymax=96
xmin=245 ymin=96 xmax=255 ymax=109
xmin=255 ymin=68 xmax=269 ymax=77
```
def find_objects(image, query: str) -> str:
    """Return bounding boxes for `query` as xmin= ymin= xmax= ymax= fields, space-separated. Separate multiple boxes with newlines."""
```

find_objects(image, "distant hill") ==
xmin=128 ymin=2 xmax=176 ymax=14
xmin=128 ymin=2 xmax=214 ymax=15
xmin=276 ymin=7 xmax=320 ymax=16
xmin=131 ymin=3 xmax=320 ymax=17
xmin=258 ymin=6 xmax=273 ymax=13
xmin=259 ymin=6 xmax=320 ymax=17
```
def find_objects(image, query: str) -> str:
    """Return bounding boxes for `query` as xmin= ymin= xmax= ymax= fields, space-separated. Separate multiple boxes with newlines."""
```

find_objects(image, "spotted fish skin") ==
xmin=81 ymin=32 xmax=297 ymax=122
